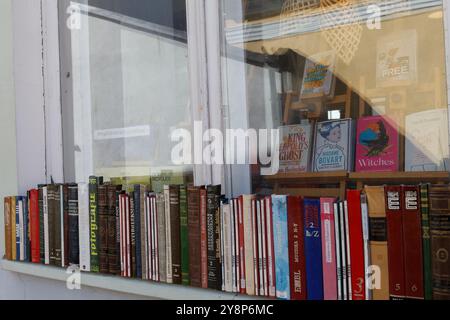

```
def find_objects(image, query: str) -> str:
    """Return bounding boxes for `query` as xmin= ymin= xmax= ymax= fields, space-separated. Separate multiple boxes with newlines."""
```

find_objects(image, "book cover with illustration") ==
xmin=313 ymin=119 xmax=354 ymax=172
xmin=355 ymin=116 xmax=399 ymax=172
xmin=376 ymin=30 xmax=417 ymax=88
xmin=405 ymin=109 xmax=449 ymax=172
xmin=300 ymin=51 xmax=336 ymax=99
xmin=279 ymin=123 xmax=313 ymax=173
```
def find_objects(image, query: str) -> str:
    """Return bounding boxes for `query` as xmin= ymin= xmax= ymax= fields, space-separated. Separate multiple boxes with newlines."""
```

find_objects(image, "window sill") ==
xmin=1 ymin=259 xmax=260 ymax=300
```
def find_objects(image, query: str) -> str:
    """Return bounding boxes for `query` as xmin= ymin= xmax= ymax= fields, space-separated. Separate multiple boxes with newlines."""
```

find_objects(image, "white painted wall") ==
xmin=0 ymin=0 xmax=149 ymax=300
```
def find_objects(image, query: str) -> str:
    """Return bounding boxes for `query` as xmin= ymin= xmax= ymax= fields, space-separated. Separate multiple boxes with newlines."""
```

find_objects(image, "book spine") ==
xmin=385 ymin=185 xmax=405 ymax=299
xmin=63 ymin=185 xmax=70 ymax=267
xmin=129 ymin=192 xmax=136 ymax=278
xmin=251 ymin=198 xmax=259 ymax=296
xmin=207 ymin=185 xmax=222 ymax=290
xmin=11 ymin=196 xmax=16 ymax=261
xmin=344 ymin=201 xmax=352 ymax=300
xmin=169 ymin=185 xmax=182 ymax=284
xmin=360 ymin=192 xmax=372 ymax=300
xmin=144 ymin=193 xmax=151 ymax=280
xmin=287 ymin=196 xmax=307 ymax=300
xmin=18 ymin=197 xmax=24 ymax=261
xmin=133 ymin=187 xmax=142 ymax=279
xmin=125 ymin=194 xmax=132 ymax=277
xmin=420 ymin=184 xmax=432 ymax=300
xmin=429 ymin=185 xmax=450 ymax=299
xmin=119 ymin=194 xmax=125 ymax=277
xmin=402 ymin=185 xmax=424 ymax=299
xmin=139 ymin=186 xmax=147 ymax=280
xmin=4 ymin=197 xmax=12 ymax=261
xmin=230 ymin=199 xmax=237 ymax=293
xmin=38 ymin=187 xmax=44 ymax=264
xmin=156 ymin=193 xmax=166 ymax=283
xmin=106 ymin=185 xmax=117 ymax=274
xmin=48 ymin=188 xmax=56 ymax=265
xmin=200 ymin=188 xmax=208 ymax=288
xmin=78 ymin=183 xmax=90 ymax=272
xmin=180 ymin=186 xmax=189 ymax=285
xmin=256 ymin=200 xmax=264 ymax=296
xmin=152 ymin=195 xmax=159 ymax=281
xmin=339 ymin=202 xmax=347 ymax=300
xmin=29 ymin=190 xmax=40 ymax=263
xmin=89 ymin=176 xmax=100 ymax=272
xmin=98 ymin=185 xmax=108 ymax=273
xmin=260 ymin=199 xmax=268 ymax=296
xmin=347 ymin=190 xmax=366 ymax=300
xmin=238 ymin=196 xmax=246 ymax=294
xmin=304 ymin=198 xmax=324 ymax=300
xmin=187 ymin=187 xmax=201 ymax=287
xmin=68 ymin=184 xmax=79 ymax=265
xmin=271 ymin=195 xmax=290 ymax=300
xmin=265 ymin=196 xmax=276 ymax=298
xmin=233 ymin=199 xmax=241 ymax=293
xmin=54 ymin=186 xmax=62 ymax=267
xmin=164 ymin=186 xmax=173 ymax=284
xmin=222 ymin=201 xmax=233 ymax=292
xmin=333 ymin=202 xmax=343 ymax=300
xmin=321 ymin=198 xmax=337 ymax=300
xmin=114 ymin=190 xmax=123 ymax=276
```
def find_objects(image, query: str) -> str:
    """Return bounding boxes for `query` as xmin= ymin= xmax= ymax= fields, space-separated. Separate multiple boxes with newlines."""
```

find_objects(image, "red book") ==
xmin=200 ymin=187 xmax=208 ymax=289
xmin=238 ymin=196 xmax=246 ymax=294
xmin=402 ymin=185 xmax=424 ymax=299
xmin=29 ymin=189 xmax=40 ymax=263
xmin=265 ymin=196 xmax=276 ymax=298
xmin=251 ymin=198 xmax=260 ymax=295
xmin=287 ymin=196 xmax=307 ymax=300
xmin=385 ymin=185 xmax=405 ymax=299
xmin=346 ymin=190 xmax=366 ymax=300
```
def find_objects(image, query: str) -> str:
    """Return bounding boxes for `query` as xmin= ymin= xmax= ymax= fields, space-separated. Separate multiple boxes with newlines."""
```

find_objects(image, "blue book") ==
xmin=304 ymin=198 xmax=324 ymax=300
xmin=15 ymin=196 xmax=20 ymax=261
xmin=271 ymin=195 xmax=290 ymax=300
xmin=134 ymin=185 xmax=142 ymax=279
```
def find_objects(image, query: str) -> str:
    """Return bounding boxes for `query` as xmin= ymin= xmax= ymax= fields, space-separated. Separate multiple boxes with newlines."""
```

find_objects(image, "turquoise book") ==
xmin=271 ymin=195 xmax=290 ymax=300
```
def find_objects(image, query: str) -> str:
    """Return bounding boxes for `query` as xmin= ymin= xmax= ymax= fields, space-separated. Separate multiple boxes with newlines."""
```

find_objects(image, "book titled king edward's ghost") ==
xmin=313 ymin=119 xmax=354 ymax=172
xmin=355 ymin=116 xmax=399 ymax=172
xmin=279 ymin=124 xmax=313 ymax=173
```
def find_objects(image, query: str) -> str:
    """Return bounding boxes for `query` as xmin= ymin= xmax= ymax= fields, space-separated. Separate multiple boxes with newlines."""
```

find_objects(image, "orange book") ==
xmin=4 ymin=197 xmax=12 ymax=260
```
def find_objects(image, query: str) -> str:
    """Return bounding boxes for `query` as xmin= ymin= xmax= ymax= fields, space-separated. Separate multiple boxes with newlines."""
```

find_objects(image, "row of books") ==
xmin=3 ymin=179 xmax=450 ymax=300
xmin=280 ymin=109 xmax=449 ymax=173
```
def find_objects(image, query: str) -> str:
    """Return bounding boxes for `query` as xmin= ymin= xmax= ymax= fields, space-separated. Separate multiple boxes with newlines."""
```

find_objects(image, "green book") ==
xmin=179 ymin=185 xmax=190 ymax=285
xmin=420 ymin=184 xmax=432 ymax=300
xmin=89 ymin=176 xmax=102 ymax=273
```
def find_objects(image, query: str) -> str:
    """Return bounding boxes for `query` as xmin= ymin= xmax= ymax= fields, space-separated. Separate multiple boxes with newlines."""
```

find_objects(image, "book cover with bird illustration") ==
xmin=355 ymin=116 xmax=399 ymax=172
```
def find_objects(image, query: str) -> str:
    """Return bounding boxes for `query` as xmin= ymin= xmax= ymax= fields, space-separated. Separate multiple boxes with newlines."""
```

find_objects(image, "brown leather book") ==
xmin=385 ymin=185 xmax=405 ymax=299
xmin=187 ymin=186 xmax=201 ymax=287
xmin=107 ymin=184 xmax=119 ymax=275
xmin=401 ymin=185 xmax=424 ymax=299
xmin=4 ymin=197 xmax=12 ymax=260
xmin=47 ymin=185 xmax=58 ymax=266
xmin=169 ymin=185 xmax=182 ymax=284
xmin=365 ymin=186 xmax=390 ymax=300
xmin=428 ymin=185 xmax=450 ymax=300
xmin=63 ymin=184 xmax=70 ymax=267
xmin=98 ymin=184 xmax=109 ymax=274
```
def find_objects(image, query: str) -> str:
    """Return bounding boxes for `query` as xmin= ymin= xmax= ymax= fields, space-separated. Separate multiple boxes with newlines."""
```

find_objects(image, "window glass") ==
xmin=61 ymin=0 xmax=192 ymax=189
xmin=221 ymin=0 xmax=449 ymax=195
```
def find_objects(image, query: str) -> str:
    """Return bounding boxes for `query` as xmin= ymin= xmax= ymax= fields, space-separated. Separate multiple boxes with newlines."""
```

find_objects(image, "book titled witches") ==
xmin=313 ymin=119 xmax=354 ymax=172
xmin=355 ymin=116 xmax=399 ymax=172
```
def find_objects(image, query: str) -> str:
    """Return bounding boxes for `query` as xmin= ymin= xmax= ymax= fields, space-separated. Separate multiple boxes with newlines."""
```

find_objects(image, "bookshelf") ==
xmin=0 ymin=259 xmax=261 ymax=300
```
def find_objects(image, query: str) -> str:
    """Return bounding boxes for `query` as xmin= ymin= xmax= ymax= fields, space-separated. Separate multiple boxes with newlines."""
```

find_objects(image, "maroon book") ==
xmin=287 ymin=196 xmax=307 ymax=300
xmin=385 ymin=185 xmax=405 ymax=299
xmin=200 ymin=187 xmax=208 ymax=288
xmin=402 ymin=185 xmax=424 ymax=299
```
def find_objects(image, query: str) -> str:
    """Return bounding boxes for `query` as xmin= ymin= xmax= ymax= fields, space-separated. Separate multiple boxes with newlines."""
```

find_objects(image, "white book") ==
xmin=242 ymin=195 xmax=255 ymax=295
xmin=333 ymin=202 xmax=343 ymax=301
xmin=265 ymin=197 xmax=276 ymax=298
xmin=163 ymin=186 xmax=173 ymax=284
xmin=78 ymin=183 xmax=90 ymax=272
xmin=60 ymin=185 xmax=65 ymax=267
xmin=344 ymin=200 xmax=352 ymax=300
xmin=260 ymin=199 xmax=268 ymax=297
xmin=43 ymin=186 xmax=50 ymax=265
xmin=360 ymin=192 xmax=372 ymax=300
xmin=256 ymin=200 xmax=265 ymax=296
xmin=230 ymin=199 xmax=237 ymax=293
xmin=251 ymin=198 xmax=259 ymax=296
xmin=339 ymin=201 xmax=347 ymax=300
xmin=233 ymin=199 xmax=241 ymax=293
xmin=223 ymin=202 xmax=233 ymax=293
xmin=18 ymin=199 xmax=24 ymax=261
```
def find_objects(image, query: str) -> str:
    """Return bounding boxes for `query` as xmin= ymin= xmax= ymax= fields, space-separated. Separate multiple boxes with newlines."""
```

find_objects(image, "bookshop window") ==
xmin=221 ymin=0 xmax=450 ymax=194
xmin=60 ymin=0 xmax=193 ymax=189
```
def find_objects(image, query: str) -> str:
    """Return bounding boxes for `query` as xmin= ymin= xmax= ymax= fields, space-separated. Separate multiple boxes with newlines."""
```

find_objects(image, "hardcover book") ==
xmin=78 ymin=183 xmax=90 ymax=272
xmin=98 ymin=184 xmax=109 ymax=273
xmin=180 ymin=185 xmax=190 ymax=285
xmin=169 ymin=185 xmax=182 ymax=285
xmin=271 ymin=195 xmax=290 ymax=300
xmin=29 ymin=190 xmax=40 ymax=263
xmin=428 ymin=185 xmax=450 ymax=299
xmin=333 ymin=202 xmax=344 ymax=300
xmin=300 ymin=50 xmax=335 ymax=99
xmin=156 ymin=193 xmax=167 ymax=283
xmin=279 ymin=123 xmax=313 ymax=173
xmin=265 ymin=196 xmax=276 ymax=298
xmin=405 ymin=109 xmax=449 ymax=172
xmin=133 ymin=185 xmax=144 ymax=279
xmin=360 ymin=192 xmax=372 ymax=300
xmin=420 ymin=184 xmax=433 ymax=300
xmin=304 ymin=198 xmax=323 ymax=300
xmin=365 ymin=186 xmax=390 ymax=300
xmin=187 ymin=186 xmax=201 ymax=287
xmin=355 ymin=116 xmax=399 ymax=172
xmin=385 ymin=185 xmax=406 ymax=299
xmin=313 ymin=119 xmax=354 ymax=172
xmin=4 ymin=197 xmax=12 ymax=260
xmin=320 ymin=197 xmax=338 ymax=300
xmin=200 ymin=187 xmax=208 ymax=288
xmin=89 ymin=176 xmax=102 ymax=272
xmin=207 ymin=185 xmax=222 ymax=290
xmin=38 ymin=185 xmax=45 ymax=264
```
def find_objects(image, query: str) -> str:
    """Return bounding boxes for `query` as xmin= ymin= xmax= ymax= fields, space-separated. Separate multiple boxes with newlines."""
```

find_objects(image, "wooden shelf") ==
xmin=0 ymin=260 xmax=261 ymax=300
xmin=264 ymin=171 xmax=348 ymax=183
xmin=349 ymin=171 xmax=450 ymax=184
